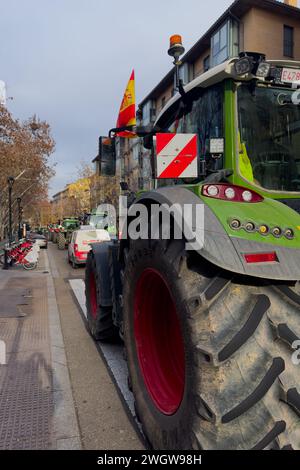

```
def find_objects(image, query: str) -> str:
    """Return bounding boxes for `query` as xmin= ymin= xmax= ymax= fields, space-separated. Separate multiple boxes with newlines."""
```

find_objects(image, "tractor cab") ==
xmin=61 ymin=218 xmax=80 ymax=231
xmin=100 ymin=45 xmax=300 ymax=216
xmin=155 ymin=52 xmax=300 ymax=210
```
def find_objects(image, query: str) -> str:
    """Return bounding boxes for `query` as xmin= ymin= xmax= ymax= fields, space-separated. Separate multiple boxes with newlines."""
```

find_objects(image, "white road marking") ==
xmin=69 ymin=279 xmax=87 ymax=318
xmin=69 ymin=279 xmax=136 ymax=417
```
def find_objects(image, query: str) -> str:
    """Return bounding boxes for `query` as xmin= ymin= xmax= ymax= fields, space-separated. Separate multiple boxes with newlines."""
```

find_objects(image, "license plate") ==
xmin=281 ymin=68 xmax=300 ymax=84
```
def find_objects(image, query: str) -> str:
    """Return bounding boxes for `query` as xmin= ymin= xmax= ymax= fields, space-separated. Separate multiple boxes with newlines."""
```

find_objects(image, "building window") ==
xmin=284 ymin=25 xmax=294 ymax=57
xmin=133 ymin=143 xmax=139 ymax=162
xmin=158 ymin=83 xmax=224 ymax=187
xmin=94 ymin=159 xmax=100 ymax=175
xmin=161 ymin=96 xmax=166 ymax=110
xmin=211 ymin=19 xmax=239 ymax=67
xmin=211 ymin=22 xmax=229 ymax=66
xmin=138 ymin=177 xmax=143 ymax=189
xmin=203 ymin=55 xmax=210 ymax=72
xmin=142 ymin=100 xmax=156 ymax=125
xmin=190 ymin=62 xmax=195 ymax=80
xmin=175 ymin=63 xmax=190 ymax=87
xmin=230 ymin=19 xmax=239 ymax=57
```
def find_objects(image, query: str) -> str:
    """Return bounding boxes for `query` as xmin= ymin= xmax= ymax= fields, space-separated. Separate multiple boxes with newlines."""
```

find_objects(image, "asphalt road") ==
xmin=47 ymin=242 xmax=144 ymax=450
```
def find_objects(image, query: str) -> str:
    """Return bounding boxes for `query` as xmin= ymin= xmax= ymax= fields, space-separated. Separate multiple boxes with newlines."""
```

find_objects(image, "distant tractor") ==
xmin=87 ymin=210 xmax=117 ymax=238
xmin=85 ymin=40 xmax=300 ymax=450
xmin=51 ymin=224 xmax=60 ymax=244
xmin=57 ymin=218 xmax=80 ymax=250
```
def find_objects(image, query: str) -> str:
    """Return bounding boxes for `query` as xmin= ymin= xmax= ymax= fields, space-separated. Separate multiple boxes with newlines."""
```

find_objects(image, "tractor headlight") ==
xmin=242 ymin=190 xmax=253 ymax=202
xmin=259 ymin=224 xmax=269 ymax=235
xmin=235 ymin=57 xmax=252 ymax=75
xmin=272 ymin=227 xmax=282 ymax=238
xmin=284 ymin=228 xmax=295 ymax=240
xmin=245 ymin=222 xmax=256 ymax=232
xmin=206 ymin=185 xmax=219 ymax=197
xmin=230 ymin=219 xmax=241 ymax=230
xmin=225 ymin=187 xmax=236 ymax=200
xmin=256 ymin=62 xmax=271 ymax=78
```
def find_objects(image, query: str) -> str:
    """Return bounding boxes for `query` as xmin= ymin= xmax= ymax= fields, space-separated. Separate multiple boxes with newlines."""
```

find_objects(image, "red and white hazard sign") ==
xmin=156 ymin=133 xmax=198 ymax=179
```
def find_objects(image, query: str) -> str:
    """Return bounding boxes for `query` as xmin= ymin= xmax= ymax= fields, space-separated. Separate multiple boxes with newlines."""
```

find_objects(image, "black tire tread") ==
xmin=85 ymin=251 xmax=116 ymax=341
xmin=275 ymin=323 xmax=299 ymax=348
xmin=285 ymin=388 xmax=300 ymax=417
xmin=218 ymin=295 xmax=270 ymax=362
xmin=222 ymin=357 xmax=285 ymax=424
xmin=57 ymin=232 xmax=66 ymax=250
xmin=123 ymin=237 xmax=300 ymax=449
xmin=251 ymin=421 xmax=286 ymax=450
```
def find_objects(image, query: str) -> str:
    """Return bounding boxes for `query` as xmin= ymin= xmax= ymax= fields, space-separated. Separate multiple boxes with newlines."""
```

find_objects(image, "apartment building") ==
xmin=140 ymin=0 xmax=300 ymax=122
xmin=91 ymin=0 xmax=300 ymax=205
xmin=51 ymin=178 xmax=91 ymax=219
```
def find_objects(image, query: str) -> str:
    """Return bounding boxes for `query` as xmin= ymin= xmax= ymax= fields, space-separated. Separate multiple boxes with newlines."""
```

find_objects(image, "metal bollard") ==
xmin=2 ymin=247 xmax=9 ymax=270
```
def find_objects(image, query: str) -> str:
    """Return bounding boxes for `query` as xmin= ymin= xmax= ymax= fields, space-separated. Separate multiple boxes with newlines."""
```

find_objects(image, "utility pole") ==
xmin=7 ymin=176 xmax=15 ymax=245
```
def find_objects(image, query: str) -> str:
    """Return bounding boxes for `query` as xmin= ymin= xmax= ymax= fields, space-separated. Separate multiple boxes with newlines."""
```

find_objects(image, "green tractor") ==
xmin=85 ymin=49 xmax=300 ymax=450
xmin=87 ymin=210 xmax=117 ymax=238
xmin=57 ymin=218 xmax=80 ymax=250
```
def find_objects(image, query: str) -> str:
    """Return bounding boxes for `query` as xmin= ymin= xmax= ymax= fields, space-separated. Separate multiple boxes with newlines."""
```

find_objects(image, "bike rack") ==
xmin=2 ymin=240 xmax=28 ymax=270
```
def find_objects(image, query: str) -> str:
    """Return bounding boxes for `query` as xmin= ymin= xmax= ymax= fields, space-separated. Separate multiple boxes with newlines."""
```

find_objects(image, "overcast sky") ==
xmin=0 ymin=0 xmax=233 ymax=196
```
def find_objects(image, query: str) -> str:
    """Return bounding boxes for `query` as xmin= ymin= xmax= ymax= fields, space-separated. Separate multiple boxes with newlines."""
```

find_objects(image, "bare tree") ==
xmin=0 ymin=106 xmax=55 ymax=236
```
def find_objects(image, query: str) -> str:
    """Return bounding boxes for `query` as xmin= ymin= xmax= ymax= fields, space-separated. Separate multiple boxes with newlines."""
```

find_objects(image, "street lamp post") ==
xmin=16 ymin=197 xmax=22 ymax=239
xmin=7 ymin=176 xmax=15 ymax=245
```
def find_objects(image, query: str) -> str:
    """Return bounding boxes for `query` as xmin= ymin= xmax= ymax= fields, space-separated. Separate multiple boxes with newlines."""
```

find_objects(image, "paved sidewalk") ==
xmin=0 ymin=250 xmax=81 ymax=449
xmin=48 ymin=243 xmax=144 ymax=450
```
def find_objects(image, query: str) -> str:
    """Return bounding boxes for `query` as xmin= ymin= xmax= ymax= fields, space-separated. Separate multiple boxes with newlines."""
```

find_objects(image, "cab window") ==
xmin=156 ymin=83 xmax=224 ymax=186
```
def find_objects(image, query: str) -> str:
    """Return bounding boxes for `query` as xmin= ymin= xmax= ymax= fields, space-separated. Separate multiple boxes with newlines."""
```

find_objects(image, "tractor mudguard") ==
xmin=89 ymin=242 xmax=113 ymax=307
xmin=130 ymin=186 xmax=300 ymax=281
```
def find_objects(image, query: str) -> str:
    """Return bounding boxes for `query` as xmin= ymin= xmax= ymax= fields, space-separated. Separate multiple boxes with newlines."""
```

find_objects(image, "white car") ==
xmin=68 ymin=228 xmax=110 ymax=268
xmin=29 ymin=233 xmax=48 ymax=249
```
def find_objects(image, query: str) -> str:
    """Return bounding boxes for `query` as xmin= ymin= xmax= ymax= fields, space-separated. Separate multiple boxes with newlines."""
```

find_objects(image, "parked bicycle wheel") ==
xmin=23 ymin=262 xmax=37 ymax=270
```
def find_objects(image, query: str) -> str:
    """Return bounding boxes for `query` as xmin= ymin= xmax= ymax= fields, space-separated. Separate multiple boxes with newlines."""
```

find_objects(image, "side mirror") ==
xmin=99 ymin=136 xmax=116 ymax=176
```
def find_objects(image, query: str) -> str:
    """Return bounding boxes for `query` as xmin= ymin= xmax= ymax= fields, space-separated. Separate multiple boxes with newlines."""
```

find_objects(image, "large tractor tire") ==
xmin=85 ymin=251 xmax=117 ymax=341
xmin=123 ymin=237 xmax=300 ymax=450
xmin=57 ymin=232 xmax=66 ymax=250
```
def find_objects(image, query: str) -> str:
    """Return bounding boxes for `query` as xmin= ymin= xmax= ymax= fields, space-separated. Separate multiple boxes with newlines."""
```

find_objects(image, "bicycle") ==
xmin=0 ymin=240 xmax=38 ymax=270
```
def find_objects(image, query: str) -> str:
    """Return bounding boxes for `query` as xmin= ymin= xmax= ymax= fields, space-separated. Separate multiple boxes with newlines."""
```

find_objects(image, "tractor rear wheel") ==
xmin=85 ymin=251 xmax=117 ymax=341
xmin=57 ymin=232 xmax=66 ymax=250
xmin=123 ymin=237 xmax=300 ymax=450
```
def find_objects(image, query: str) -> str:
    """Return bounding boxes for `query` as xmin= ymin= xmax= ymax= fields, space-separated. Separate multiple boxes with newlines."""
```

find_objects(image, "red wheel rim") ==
xmin=134 ymin=268 xmax=185 ymax=415
xmin=89 ymin=272 xmax=97 ymax=319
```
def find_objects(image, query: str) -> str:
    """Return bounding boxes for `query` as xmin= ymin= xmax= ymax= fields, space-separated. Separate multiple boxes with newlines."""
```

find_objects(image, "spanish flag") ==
xmin=116 ymin=70 xmax=136 ymax=138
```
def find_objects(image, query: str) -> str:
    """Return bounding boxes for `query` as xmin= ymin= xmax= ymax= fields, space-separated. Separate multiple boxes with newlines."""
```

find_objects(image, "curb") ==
xmin=45 ymin=251 xmax=82 ymax=450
